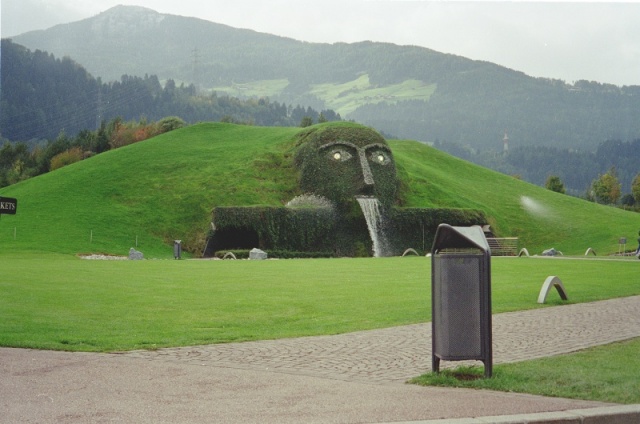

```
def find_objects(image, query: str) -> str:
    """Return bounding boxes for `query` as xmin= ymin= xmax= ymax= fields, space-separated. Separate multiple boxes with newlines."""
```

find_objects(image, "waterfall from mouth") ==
xmin=357 ymin=197 xmax=389 ymax=257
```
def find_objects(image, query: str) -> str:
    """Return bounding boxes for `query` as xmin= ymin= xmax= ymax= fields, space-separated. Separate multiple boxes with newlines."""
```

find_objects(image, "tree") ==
xmin=591 ymin=167 xmax=621 ymax=205
xmin=156 ymin=116 xmax=186 ymax=134
xmin=621 ymin=194 xmax=635 ymax=207
xmin=50 ymin=147 xmax=84 ymax=171
xmin=545 ymin=175 xmax=566 ymax=194
xmin=632 ymin=174 xmax=640 ymax=204
xmin=300 ymin=116 xmax=314 ymax=127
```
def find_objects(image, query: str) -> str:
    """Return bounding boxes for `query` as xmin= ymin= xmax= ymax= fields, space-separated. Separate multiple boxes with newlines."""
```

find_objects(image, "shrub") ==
xmin=50 ymin=147 xmax=84 ymax=171
xmin=156 ymin=116 xmax=186 ymax=134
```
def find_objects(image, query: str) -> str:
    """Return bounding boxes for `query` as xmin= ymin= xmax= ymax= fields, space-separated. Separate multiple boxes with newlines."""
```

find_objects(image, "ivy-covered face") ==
xmin=295 ymin=126 xmax=398 ymax=206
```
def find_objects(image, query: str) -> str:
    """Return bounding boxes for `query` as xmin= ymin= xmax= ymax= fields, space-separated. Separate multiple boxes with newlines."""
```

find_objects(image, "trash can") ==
xmin=431 ymin=224 xmax=492 ymax=377
xmin=174 ymin=240 xmax=182 ymax=259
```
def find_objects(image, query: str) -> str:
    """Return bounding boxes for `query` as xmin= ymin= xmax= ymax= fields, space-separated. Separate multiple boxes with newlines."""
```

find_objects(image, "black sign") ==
xmin=0 ymin=197 xmax=17 ymax=215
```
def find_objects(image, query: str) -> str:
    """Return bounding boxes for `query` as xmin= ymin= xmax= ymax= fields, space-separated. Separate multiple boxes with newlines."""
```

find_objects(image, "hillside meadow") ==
xmin=1 ymin=121 xmax=638 ymax=258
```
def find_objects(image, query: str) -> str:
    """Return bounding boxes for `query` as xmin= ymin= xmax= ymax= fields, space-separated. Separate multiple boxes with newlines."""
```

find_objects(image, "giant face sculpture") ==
xmin=294 ymin=126 xmax=398 ymax=207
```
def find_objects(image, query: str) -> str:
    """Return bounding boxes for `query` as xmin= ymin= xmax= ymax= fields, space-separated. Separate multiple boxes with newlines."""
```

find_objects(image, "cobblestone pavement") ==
xmin=119 ymin=295 xmax=640 ymax=384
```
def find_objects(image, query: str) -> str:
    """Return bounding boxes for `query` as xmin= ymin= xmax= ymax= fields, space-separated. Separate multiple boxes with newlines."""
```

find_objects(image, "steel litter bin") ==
xmin=431 ymin=224 xmax=492 ymax=377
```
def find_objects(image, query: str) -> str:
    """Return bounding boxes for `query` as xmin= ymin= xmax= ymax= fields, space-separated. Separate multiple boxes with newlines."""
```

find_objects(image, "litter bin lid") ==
xmin=432 ymin=224 xmax=490 ymax=253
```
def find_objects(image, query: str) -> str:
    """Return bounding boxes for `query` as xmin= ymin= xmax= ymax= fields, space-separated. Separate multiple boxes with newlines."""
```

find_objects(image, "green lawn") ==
xmin=1 ymin=254 xmax=638 ymax=352
xmin=411 ymin=337 xmax=640 ymax=404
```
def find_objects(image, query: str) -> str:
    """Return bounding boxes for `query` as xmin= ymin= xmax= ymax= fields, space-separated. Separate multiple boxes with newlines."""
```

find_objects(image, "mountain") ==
xmin=9 ymin=5 xmax=640 ymax=153
xmin=0 ymin=38 xmax=342 ymax=143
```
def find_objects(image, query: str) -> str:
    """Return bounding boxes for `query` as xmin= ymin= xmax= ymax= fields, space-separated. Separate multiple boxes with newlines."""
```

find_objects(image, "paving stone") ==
xmin=118 ymin=295 xmax=640 ymax=385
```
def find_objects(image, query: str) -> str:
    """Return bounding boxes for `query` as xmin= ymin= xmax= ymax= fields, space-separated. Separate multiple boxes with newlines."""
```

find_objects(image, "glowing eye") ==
xmin=330 ymin=149 xmax=352 ymax=162
xmin=370 ymin=151 xmax=390 ymax=165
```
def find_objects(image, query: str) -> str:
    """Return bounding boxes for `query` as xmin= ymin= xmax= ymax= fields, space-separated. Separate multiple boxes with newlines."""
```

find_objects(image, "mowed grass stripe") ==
xmin=1 ymin=254 xmax=638 ymax=352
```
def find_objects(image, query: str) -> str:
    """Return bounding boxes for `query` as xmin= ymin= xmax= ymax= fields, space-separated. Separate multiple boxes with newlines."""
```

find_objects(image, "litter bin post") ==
xmin=174 ymin=240 xmax=182 ymax=259
xmin=431 ymin=224 xmax=492 ymax=378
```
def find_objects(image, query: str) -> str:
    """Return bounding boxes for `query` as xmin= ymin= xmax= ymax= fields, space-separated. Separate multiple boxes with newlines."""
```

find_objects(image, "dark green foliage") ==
xmin=0 ymin=40 xmax=100 ymax=141
xmin=632 ymin=174 xmax=640 ymax=203
xmin=591 ymin=167 xmax=622 ymax=205
xmin=0 ymin=40 xmax=341 ymax=142
xmin=545 ymin=175 xmax=566 ymax=194
xmin=387 ymin=208 xmax=488 ymax=254
xmin=299 ymin=116 xmax=314 ymax=127
xmin=156 ymin=116 xmax=186 ymax=134
xmin=206 ymin=204 xmax=486 ymax=257
xmin=293 ymin=124 xmax=398 ymax=208
xmin=206 ymin=205 xmax=342 ymax=255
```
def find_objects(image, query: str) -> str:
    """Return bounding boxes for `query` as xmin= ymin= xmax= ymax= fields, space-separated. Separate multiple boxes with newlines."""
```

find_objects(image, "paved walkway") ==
xmin=2 ymin=295 xmax=640 ymax=423
xmin=121 ymin=295 xmax=640 ymax=384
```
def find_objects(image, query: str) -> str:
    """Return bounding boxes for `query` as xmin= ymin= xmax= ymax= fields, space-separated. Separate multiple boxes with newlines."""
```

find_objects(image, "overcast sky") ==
xmin=2 ymin=0 xmax=640 ymax=86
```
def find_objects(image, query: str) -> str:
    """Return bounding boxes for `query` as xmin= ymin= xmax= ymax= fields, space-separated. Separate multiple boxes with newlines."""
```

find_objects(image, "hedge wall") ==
xmin=386 ymin=207 xmax=488 ymax=255
xmin=204 ymin=205 xmax=487 ymax=258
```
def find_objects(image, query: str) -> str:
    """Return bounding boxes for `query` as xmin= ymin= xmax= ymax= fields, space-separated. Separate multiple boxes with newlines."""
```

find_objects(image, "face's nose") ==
xmin=357 ymin=149 xmax=375 ymax=193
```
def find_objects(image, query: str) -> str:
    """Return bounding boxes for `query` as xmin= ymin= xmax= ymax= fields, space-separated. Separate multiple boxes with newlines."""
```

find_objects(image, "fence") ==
xmin=486 ymin=237 xmax=518 ymax=256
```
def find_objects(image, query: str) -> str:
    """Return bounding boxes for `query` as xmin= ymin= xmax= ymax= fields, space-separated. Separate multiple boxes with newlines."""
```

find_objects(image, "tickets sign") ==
xmin=0 ymin=197 xmax=17 ymax=215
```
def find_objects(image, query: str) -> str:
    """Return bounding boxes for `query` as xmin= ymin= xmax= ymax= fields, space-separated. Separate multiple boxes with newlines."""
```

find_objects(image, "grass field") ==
xmin=308 ymin=74 xmax=436 ymax=116
xmin=1 ymin=254 xmax=638 ymax=352
xmin=211 ymin=78 xmax=290 ymax=99
xmin=209 ymin=74 xmax=437 ymax=116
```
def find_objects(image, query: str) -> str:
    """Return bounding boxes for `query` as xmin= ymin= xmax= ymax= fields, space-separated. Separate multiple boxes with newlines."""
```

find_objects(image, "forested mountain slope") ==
xmin=0 ymin=39 xmax=339 ymax=142
xmin=10 ymin=5 xmax=640 ymax=152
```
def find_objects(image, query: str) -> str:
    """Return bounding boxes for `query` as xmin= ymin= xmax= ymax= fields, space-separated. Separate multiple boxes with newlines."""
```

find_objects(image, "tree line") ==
xmin=0 ymin=39 xmax=341 ymax=143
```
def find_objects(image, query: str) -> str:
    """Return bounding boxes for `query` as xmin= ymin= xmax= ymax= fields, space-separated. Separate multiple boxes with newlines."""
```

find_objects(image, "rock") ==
xmin=128 ymin=248 xmax=144 ymax=260
xmin=249 ymin=248 xmax=267 ymax=260
xmin=541 ymin=248 xmax=561 ymax=256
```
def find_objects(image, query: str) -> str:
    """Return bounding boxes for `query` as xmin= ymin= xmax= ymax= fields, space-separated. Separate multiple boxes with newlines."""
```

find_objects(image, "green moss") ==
xmin=294 ymin=124 xmax=398 ymax=207
xmin=207 ymin=204 xmax=486 ymax=257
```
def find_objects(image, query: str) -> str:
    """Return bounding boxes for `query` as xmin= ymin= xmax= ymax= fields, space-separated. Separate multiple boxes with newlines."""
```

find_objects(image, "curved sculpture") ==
xmin=401 ymin=248 xmax=419 ymax=256
xmin=585 ymin=247 xmax=597 ymax=256
xmin=518 ymin=248 xmax=530 ymax=257
xmin=537 ymin=276 xmax=569 ymax=304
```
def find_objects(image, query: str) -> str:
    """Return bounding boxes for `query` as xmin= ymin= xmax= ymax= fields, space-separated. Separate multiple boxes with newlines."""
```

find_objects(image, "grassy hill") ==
xmin=0 ymin=122 xmax=638 ymax=258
